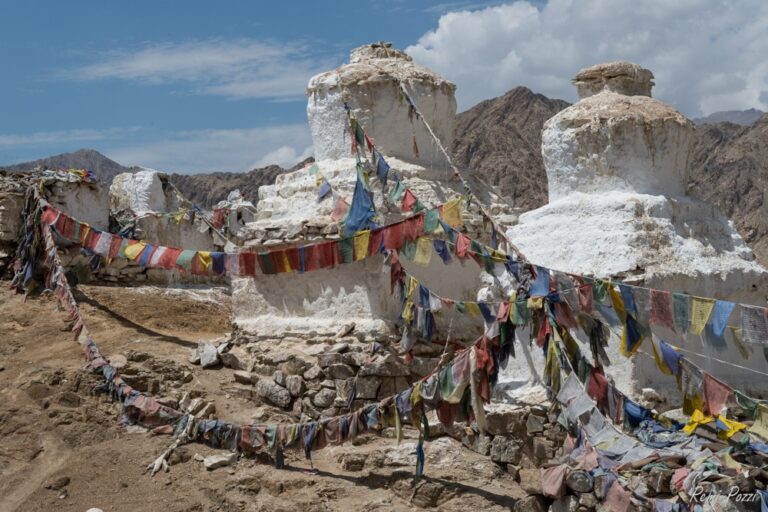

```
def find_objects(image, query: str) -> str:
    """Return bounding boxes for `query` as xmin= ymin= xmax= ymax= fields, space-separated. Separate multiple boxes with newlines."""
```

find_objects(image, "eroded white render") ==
xmin=504 ymin=62 xmax=768 ymax=401
xmin=233 ymin=43 xmax=514 ymax=341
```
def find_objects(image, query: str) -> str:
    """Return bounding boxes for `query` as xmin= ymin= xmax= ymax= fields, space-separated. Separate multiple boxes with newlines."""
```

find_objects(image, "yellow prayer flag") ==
xmin=716 ymin=416 xmax=747 ymax=440
xmin=607 ymin=282 xmax=626 ymax=321
xmin=465 ymin=301 xmax=482 ymax=318
xmin=123 ymin=242 xmax=146 ymax=261
xmin=353 ymin=230 xmax=370 ymax=260
xmin=748 ymin=404 xmax=768 ymax=440
xmin=172 ymin=210 xmax=185 ymax=224
xmin=406 ymin=275 xmax=418 ymax=300
xmin=527 ymin=297 xmax=544 ymax=310
xmin=402 ymin=300 xmax=415 ymax=324
xmin=281 ymin=251 xmax=293 ymax=273
xmin=682 ymin=409 xmax=714 ymax=435
xmin=650 ymin=338 xmax=673 ymax=376
xmin=690 ymin=297 xmax=715 ymax=335
xmin=413 ymin=237 xmax=432 ymax=266
xmin=197 ymin=251 xmax=212 ymax=270
xmin=441 ymin=197 xmax=463 ymax=228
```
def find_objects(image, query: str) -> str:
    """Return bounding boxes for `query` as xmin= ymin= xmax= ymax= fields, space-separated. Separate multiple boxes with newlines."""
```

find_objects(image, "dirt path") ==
xmin=0 ymin=282 xmax=523 ymax=511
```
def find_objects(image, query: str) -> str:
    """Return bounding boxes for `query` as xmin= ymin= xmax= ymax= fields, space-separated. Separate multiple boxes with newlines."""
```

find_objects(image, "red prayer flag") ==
xmin=403 ymin=214 xmax=424 ymax=242
xmin=703 ymin=373 xmax=733 ymax=416
xmin=331 ymin=197 xmax=349 ymax=222
xmin=368 ymin=229 xmax=384 ymax=257
xmin=649 ymin=289 xmax=675 ymax=330
xmin=455 ymin=233 xmax=471 ymax=259
xmin=401 ymin=189 xmax=417 ymax=212
xmin=41 ymin=206 xmax=59 ymax=226
xmin=383 ymin=221 xmax=405 ymax=250
xmin=239 ymin=252 xmax=256 ymax=276
xmin=158 ymin=247 xmax=182 ymax=269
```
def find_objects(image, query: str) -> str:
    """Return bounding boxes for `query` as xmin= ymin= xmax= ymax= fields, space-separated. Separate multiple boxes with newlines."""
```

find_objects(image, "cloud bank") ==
xmin=406 ymin=0 xmax=768 ymax=116
xmin=69 ymin=38 xmax=334 ymax=101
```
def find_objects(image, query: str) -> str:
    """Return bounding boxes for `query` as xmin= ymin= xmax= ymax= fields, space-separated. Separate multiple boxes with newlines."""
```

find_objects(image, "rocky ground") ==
xmin=0 ymin=282 xmax=537 ymax=512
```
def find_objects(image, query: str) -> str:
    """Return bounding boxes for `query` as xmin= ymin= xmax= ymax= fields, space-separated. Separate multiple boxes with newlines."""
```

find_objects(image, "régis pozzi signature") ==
xmin=689 ymin=485 xmax=760 ymax=506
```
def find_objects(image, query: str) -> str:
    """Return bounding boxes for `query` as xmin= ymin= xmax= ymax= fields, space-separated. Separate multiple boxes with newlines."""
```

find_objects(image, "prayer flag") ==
xmin=703 ymin=373 xmax=733 ymax=417
xmin=401 ymin=189 xmax=417 ymax=212
xmin=388 ymin=180 xmax=406 ymax=203
xmin=529 ymin=266 xmax=550 ymax=297
xmin=353 ymin=230 xmax=370 ymax=261
xmin=413 ymin=237 xmax=432 ymax=266
xmin=672 ymin=293 xmax=690 ymax=333
xmin=441 ymin=197 xmax=463 ymax=228
xmin=123 ymin=241 xmax=147 ymax=261
xmin=433 ymin=239 xmax=451 ymax=264
xmin=741 ymin=305 xmax=768 ymax=348
xmin=455 ymin=233 xmax=471 ymax=259
xmin=317 ymin=179 xmax=332 ymax=202
xmin=344 ymin=173 xmax=376 ymax=236
xmin=331 ymin=197 xmax=349 ymax=222
xmin=690 ymin=297 xmax=715 ymax=335
xmin=649 ymin=289 xmax=675 ymax=330
xmin=424 ymin=209 xmax=440 ymax=234
xmin=709 ymin=300 xmax=735 ymax=338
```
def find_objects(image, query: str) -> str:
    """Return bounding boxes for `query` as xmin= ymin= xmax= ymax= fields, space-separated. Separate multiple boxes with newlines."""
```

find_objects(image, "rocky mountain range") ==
xmin=694 ymin=108 xmax=764 ymax=126
xmin=168 ymin=158 xmax=313 ymax=208
xmin=3 ymin=93 xmax=767 ymax=264
xmin=452 ymin=88 xmax=768 ymax=264
xmin=3 ymin=148 xmax=141 ymax=185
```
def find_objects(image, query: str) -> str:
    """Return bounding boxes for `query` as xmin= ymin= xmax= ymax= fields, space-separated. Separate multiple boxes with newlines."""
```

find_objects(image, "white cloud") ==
xmin=253 ymin=145 xmax=313 ymax=168
xmin=103 ymin=125 xmax=313 ymax=173
xmin=68 ymin=39 xmax=335 ymax=100
xmin=0 ymin=127 xmax=139 ymax=148
xmin=406 ymin=0 xmax=768 ymax=116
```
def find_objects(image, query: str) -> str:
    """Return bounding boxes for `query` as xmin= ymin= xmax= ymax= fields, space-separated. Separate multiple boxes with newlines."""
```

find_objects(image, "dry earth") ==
xmin=0 ymin=282 xmax=524 ymax=512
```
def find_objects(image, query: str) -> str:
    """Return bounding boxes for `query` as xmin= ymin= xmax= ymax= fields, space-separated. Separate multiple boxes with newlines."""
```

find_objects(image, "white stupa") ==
xmin=231 ymin=43 xmax=515 ymax=341
xmin=506 ymin=62 xmax=768 ymax=398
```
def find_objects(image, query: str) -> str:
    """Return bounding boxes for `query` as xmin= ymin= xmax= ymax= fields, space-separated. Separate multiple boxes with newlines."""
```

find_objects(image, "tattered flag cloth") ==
xmin=441 ymin=197 xmax=463 ymax=228
xmin=649 ymin=289 xmax=675 ymax=330
xmin=658 ymin=340 xmax=682 ymax=376
xmin=344 ymin=172 xmax=376 ymax=236
xmin=433 ymin=239 xmax=451 ymax=264
xmin=331 ymin=197 xmax=349 ymax=222
xmin=317 ymin=179 xmax=332 ymax=202
xmin=690 ymin=297 xmax=715 ymax=335
xmin=703 ymin=373 xmax=733 ymax=417
xmin=672 ymin=293 xmax=690 ymax=333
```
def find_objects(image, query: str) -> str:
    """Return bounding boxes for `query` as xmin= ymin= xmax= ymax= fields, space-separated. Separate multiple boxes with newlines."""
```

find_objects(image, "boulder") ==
xmin=255 ymin=379 xmax=292 ymax=408
xmin=485 ymin=407 xmax=528 ymax=437
xmin=285 ymin=375 xmax=305 ymax=397
xmin=303 ymin=366 xmax=324 ymax=380
xmin=326 ymin=363 xmax=355 ymax=380
xmin=272 ymin=370 xmax=287 ymax=387
xmin=526 ymin=413 xmax=545 ymax=435
xmin=318 ymin=353 xmax=343 ymax=368
xmin=203 ymin=452 xmax=237 ymax=470
xmin=518 ymin=468 xmax=543 ymax=495
xmin=233 ymin=371 xmax=254 ymax=385
xmin=339 ymin=452 xmax=367 ymax=471
xmin=199 ymin=343 xmax=219 ymax=368
xmin=513 ymin=495 xmax=545 ymax=512
xmin=565 ymin=470 xmax=594 ymax=493
xmin=355 ymin=376 xmax=381 ymax=399
xmin=313 ymin=388 xmax=337 ymax=408
xmin=490 ymin=436 xmax=522 ymax=465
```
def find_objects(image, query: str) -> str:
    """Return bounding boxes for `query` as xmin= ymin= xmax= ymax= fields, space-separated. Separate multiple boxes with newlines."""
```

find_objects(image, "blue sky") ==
xmin=2 ymin=0 xmax=766 ymax=173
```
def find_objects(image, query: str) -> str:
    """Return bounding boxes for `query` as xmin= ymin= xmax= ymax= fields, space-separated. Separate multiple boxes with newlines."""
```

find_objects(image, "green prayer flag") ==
xmin=388 ymin=180 xmax=406 ymax=203
xmin=672 ymin=292 xmax=690 ymax=333
xmin=258 ymin=252 xmax=275 ymax=275
xmin=402 ymin=240 xmax=416 ymax=261
xmin=510 ymin=300 xmax=532 ymax=325
xmin=338 ymin=237 xmax=354 ymax=263
xmin=175 ymin=249 xmax=196 ymax=271
xmin=424 ymin=209 xmax=440 ymax=233
xmin=455 ymin=302 xmax=467 ymax=315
